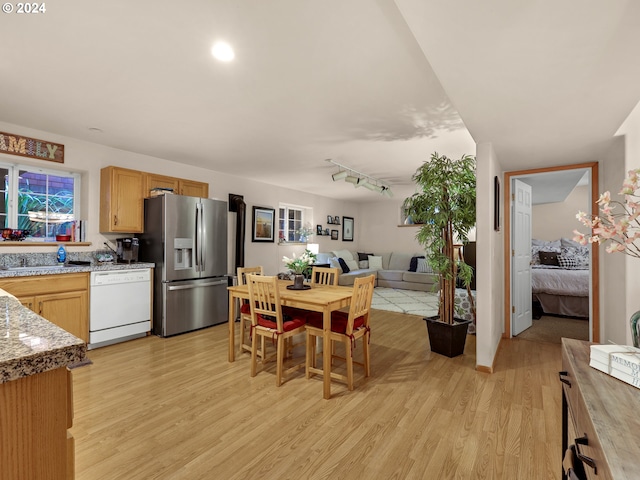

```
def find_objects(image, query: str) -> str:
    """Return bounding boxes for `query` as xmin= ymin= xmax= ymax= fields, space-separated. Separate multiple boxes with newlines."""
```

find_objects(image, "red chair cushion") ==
xmin=306 ymin=310 xmax=365 ymax=333
xmin=240 ymin=302 xmax=252 ymax=315
xmin=256 ymin=312 xmax=306 ymax=331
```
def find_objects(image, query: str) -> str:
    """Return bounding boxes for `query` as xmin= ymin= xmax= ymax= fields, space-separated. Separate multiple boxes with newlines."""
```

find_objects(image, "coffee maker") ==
xmin=116 ymin=237 xmax=139 ymax=263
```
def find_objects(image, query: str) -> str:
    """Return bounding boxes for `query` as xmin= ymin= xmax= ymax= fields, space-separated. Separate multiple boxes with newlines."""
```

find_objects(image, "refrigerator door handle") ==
xmin=200 ymin=201 xmax=207 ymax=272
xmin=195 ymin=202 xmax=202 ymax=272
xmin=167 ymin=280 xmax=228 ymax=291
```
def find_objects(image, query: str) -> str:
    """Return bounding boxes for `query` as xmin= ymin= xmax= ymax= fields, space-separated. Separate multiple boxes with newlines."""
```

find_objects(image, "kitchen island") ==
xmin=0 ymin=289 xmax=86 ymax=480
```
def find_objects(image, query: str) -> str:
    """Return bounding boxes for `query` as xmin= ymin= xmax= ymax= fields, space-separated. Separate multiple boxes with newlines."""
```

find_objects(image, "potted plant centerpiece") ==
xmin=403 ymin=152 xmax=476 ymax=357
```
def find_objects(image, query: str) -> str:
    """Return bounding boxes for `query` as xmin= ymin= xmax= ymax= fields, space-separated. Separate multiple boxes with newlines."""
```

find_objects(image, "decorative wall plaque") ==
xmin=0 ymin=131 xmax=64 ymax=163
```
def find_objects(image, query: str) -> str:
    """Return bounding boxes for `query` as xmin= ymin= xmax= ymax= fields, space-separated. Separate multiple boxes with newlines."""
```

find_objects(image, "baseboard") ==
xmin=475 ymin=337 xmax=504 ymax=374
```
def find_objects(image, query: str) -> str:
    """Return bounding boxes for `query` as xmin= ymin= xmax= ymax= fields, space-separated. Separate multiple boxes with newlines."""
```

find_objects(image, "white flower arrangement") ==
xmin=282 ymin=249 xmax=317 ymax=274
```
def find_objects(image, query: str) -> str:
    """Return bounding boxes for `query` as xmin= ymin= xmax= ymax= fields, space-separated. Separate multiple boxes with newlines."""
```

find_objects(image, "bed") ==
xmin=530 ymin=238 xmax=590 ymax=318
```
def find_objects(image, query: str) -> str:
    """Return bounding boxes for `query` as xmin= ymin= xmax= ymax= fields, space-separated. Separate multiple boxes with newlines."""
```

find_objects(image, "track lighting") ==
xmin=332 ymin=170 xmax=348 ymax=181
xmin=326 ymin=159 xmax=393 ymax=197
xmin=345 ymin=175 xmax=360 ymax=185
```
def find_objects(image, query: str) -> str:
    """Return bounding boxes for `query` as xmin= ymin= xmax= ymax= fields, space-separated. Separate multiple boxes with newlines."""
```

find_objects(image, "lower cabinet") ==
xmin=0 ymin=273 xmax=89 ymax=342
xmin=0 ymin=367 xmax=74 ymax=480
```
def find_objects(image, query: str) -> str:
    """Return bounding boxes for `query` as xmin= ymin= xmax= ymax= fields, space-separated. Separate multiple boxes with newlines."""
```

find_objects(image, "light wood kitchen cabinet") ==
xmin=0 ymin=367 xmax=74 ymax=480
xmin=144 ymin=172 xmax=180 ymax=196
xmin=0 ymin=273 xmax=89 ymax=342
xmin=100 ymin=166 xmax=145 ymax=233
xmin=144 ymin=172 xmax=208 ymax=197
xmin=179 ymin=178 xmax=209 ymax=197
xmin=99 ymin=166 xmax=210 ymax=233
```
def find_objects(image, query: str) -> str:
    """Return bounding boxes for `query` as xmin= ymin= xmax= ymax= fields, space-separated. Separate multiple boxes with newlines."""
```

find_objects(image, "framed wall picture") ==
xmin=316 ymin=224 xmax=323 ymax=235
xmin=331 ymin=229 xmax=339 ymax=240
xmin=252 ymin=206 xmax=275 ymax=242
xmin=342 ymin=216 xmax=354 ymax=242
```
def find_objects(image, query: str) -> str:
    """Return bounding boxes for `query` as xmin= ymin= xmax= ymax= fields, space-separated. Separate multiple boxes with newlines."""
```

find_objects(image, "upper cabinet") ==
xmin=179 ymin=179 xmax=209 ymax=198
xmin=144 ymin=173 xmax=208 ymax=198
xmin=100 ymin=166 xmax=145 ymax=233
xmin=100 ymin=166 xmax=210 ymax=233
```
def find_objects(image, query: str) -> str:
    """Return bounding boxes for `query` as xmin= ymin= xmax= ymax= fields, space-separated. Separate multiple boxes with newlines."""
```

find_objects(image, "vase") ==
xmin=291 ymin=274 xmax=306 ymax=290
xmin=631 ymin=311 xmax=640 ymax=348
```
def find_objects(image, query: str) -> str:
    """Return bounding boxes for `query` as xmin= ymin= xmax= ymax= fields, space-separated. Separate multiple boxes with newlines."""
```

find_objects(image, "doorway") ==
xmin=503 ymin=162 xmax=600 ymax=343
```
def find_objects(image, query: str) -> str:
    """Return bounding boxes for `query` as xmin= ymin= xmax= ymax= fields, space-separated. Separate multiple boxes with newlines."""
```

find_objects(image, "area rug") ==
xmin=371 ymin=287 xmax=439 ymax=317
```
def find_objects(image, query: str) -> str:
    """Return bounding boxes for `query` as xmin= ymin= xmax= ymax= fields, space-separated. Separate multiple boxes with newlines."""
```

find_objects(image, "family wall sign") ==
xmin=0 ymin=131 xmax=64 ymax=163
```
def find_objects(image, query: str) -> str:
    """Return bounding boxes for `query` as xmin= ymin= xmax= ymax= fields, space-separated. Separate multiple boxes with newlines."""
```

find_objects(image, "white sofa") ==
xmin=315 ymin=250 xmax=438 ymax=292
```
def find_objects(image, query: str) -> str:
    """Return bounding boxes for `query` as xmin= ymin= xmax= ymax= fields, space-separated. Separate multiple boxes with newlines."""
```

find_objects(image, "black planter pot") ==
xmin=424 ymin=316 xmax=471 ymax=358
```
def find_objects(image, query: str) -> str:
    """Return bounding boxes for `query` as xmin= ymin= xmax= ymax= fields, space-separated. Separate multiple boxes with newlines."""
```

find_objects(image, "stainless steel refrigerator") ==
xmin=139 ymin=195 xmax=228 ymax=337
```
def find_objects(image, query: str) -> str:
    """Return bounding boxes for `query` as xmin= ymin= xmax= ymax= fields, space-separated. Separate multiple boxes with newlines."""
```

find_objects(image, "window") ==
xmin=278 ymin=204 xmax=313 ymax=243
xmin=2 ymin=163 xmax=80 ymax=240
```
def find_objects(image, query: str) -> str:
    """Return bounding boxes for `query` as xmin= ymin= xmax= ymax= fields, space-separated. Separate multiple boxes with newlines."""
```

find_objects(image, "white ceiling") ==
xmin=1 ymin=0 xmax=639 ymax=202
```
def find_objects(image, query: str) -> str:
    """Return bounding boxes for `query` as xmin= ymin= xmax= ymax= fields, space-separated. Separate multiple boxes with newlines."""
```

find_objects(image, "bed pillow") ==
xmin=531 ymin=244 xmax=561 ymax=265
xmin=558 ymin=255 xmax=579 ymax=269
xmin=368 ymin=255 xmax=383 ymax=271
xmin=561 ymin=245 xmax=589 ymax=266
xmin=539 ymin=251 xmax=560 ymax=266
xmin=409 ymin=255 xmax=425 ymax=272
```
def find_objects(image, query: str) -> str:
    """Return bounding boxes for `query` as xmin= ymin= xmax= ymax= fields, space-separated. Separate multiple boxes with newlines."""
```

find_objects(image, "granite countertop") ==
xmin=0 ymin=261 xmax=155 ymax=278
xmin=0 ymin=292 xmax=87 ymax=383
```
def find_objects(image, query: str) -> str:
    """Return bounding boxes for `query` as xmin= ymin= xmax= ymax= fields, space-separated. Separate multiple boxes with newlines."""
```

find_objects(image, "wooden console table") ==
xmin=560 ymin=338 xmax=640 ymax=479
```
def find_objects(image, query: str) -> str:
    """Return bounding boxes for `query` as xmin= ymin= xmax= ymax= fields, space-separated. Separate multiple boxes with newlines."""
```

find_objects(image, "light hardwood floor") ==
xmin=71 ymin=310 xmax=562 ymax=480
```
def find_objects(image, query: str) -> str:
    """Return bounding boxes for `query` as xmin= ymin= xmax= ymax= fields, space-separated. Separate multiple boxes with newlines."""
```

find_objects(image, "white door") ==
xmin=512 ymin=179 xmax=533 ymax=336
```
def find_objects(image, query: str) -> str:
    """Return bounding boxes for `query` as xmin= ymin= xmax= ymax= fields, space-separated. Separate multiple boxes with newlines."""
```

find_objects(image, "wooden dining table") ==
xmin=227 ymin=280 xmax=353 ymax=399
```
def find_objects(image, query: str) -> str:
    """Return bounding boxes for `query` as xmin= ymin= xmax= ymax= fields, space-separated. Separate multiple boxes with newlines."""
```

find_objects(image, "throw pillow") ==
xmin=358 ymin=252 xmax=374 ymax=261
xmin=345 ymin=259 xmax=359 ymax=271
xmin=539 ymin=251 xmax=560 ymax=266
xmin=359 ymin=260 xmax=369 ymax=269
xmin=416 ymin=257 xmax=430 ymax=273
xmin=368 ymin=255 xmax=383 ymax=271
xmin=558 ymin=255 xmax=579 ymax=269
xmin=338 ymin=257 xmax=350 ymax=273
xmin=409 ymin=255 xmax=425 ymax=272
xmin=561 ymin=245 xmax=589 ymax=266
xmin=329 ymin=257 xmax=343 ymax=273
xmin=332 ymin=249 xmax=354 ymax=261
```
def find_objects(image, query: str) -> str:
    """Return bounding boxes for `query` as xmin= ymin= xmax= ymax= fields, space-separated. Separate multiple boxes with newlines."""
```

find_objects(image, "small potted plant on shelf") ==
xmin=403 ymin=152 xmax=476 ymax=357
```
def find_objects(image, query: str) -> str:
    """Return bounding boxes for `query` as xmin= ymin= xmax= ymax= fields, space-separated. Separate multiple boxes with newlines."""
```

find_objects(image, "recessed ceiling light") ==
xmin=211 ymin=41 xmax=234 ymax=62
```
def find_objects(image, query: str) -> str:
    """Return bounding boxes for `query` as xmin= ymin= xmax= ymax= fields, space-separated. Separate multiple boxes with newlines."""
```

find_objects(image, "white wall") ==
xmin=358 ymin=199 xmax=425 ymax=254
xmin=615 ymin=100 xmax=640 ymax=346
xmin=475 ymin=142 xmax=503 ymax=370
xmin=0 ymin=121 xmax=361 ymax=275
xmin=599 ymin=136 xmax=626 ymax=344
xmin=532 ymin=186 xmax=589 ymax=241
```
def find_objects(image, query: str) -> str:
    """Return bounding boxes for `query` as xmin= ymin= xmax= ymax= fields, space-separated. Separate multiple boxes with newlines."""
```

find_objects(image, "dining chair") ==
xmin=305 ymin=274 xmax=374 ymax=391
xmin=310 ymin=266 xmax=339 ymax=286
xmin=247 ymin=274 xmax=308 ymax=386
xmin=237 ymin=266 xmax=264 ymax=358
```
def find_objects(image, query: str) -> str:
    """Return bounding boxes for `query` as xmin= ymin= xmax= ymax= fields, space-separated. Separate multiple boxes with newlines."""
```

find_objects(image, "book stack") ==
xmin=590 ymin=344 xmax=640 ymax=389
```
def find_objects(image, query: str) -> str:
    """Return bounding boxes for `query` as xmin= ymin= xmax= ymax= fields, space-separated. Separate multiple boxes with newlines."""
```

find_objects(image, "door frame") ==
xmin=503 ymin=162 xmax=600 ymax=342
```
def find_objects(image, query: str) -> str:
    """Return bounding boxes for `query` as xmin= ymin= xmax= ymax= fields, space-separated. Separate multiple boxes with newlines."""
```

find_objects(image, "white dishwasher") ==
xmin=89 ymin=269 xmax=151 ymax=349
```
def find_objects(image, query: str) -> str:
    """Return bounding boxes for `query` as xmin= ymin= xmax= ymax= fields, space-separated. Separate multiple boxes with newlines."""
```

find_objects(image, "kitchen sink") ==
xmin=3 ymin=265 xmax=70 ymax=271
